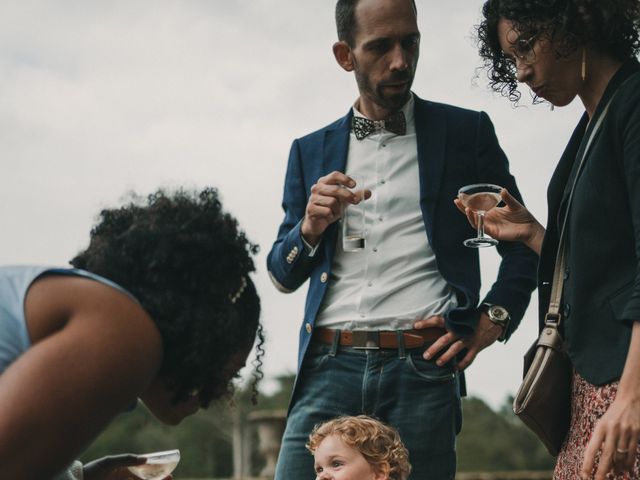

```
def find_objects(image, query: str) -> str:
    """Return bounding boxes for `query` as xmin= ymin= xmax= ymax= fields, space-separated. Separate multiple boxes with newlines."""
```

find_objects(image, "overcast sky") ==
xmin=0 ymin=1 xmax=585 ymax=409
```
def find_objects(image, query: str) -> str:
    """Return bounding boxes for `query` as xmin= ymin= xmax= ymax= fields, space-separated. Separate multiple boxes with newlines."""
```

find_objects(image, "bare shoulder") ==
xmin=25 ymin=274 xmax=163 ymax=391
xmin=0 ymin=275 xmax=164 ymax=476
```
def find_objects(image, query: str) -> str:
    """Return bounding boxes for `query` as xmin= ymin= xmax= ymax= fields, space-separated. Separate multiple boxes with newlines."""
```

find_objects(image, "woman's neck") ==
xmin=579 ymin=50 xmax=623 ymax=118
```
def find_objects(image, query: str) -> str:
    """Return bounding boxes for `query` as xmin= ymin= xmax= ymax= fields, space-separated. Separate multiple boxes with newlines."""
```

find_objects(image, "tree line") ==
xmin=81 ymin=375 xmax=554 ymax=477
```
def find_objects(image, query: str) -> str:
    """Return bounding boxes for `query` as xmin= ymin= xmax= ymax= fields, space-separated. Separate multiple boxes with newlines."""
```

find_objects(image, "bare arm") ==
xmin=0 ymin=276 xmax=163 ymax=479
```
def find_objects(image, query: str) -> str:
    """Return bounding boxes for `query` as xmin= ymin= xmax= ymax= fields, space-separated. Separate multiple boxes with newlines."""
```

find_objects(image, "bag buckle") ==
xmin=352 ymin=330 xmax=380 ymax=350
xmin=544 ymin=312 xmax=562 ymax=327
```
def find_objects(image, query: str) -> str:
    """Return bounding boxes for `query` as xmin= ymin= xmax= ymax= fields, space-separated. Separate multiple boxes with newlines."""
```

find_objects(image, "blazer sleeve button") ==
xmin=320 ymin=272 xmax=328 ymax=283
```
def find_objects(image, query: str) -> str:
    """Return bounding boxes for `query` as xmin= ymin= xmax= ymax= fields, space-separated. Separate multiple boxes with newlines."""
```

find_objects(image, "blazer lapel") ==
xmin=321 ymin=109 xmax=352 ymax=259
xmin=554 ymin=63 xmax=640 ymax=226
xmin=414 ymin=96 xmax=446 ymax=241
xmin=323 ymin=109 xmax=352 ymax=174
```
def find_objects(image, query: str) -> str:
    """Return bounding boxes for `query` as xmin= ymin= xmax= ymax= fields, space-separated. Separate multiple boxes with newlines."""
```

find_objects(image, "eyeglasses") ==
xmin=505 ymin=33 xmax=539 ymax=67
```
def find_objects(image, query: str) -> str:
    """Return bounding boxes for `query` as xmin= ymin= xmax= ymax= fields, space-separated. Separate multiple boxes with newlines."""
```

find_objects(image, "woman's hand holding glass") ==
xmin=83 ymin=453 xmax=174 ymax=480
xmin=454 ymin=188 xmax=546 ymax=255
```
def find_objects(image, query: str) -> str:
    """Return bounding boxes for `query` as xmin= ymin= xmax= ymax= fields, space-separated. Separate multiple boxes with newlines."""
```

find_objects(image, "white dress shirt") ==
xmin=315 ymin=94 xmax=458 ymax=330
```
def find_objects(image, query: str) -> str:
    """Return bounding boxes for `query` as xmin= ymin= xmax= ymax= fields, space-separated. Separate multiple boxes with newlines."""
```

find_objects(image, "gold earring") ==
xmin=581 ymin=48 xmax=586 ymax=82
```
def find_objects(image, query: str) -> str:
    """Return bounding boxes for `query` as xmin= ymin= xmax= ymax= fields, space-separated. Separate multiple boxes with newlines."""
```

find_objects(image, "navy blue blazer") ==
xmin=267 ymin=95 xmax=538 ymax=371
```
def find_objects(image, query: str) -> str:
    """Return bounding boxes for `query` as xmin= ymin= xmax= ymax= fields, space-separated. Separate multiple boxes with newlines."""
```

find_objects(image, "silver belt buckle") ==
xmin=352 ymin=330 xmax=380 ymax=350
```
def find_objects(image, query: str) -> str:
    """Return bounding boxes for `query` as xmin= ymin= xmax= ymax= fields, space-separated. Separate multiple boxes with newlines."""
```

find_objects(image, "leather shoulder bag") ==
xmin=513 ymin=97 xmax=614 ymax=456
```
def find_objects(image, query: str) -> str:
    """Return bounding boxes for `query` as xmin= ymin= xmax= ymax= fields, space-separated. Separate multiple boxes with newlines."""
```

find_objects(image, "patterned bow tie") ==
xmin=351 ymin=111 xmax=407 ymax=140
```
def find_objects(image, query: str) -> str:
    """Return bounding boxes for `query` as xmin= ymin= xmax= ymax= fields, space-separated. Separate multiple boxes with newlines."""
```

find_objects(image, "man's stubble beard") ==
xmin=354 ymin=65 xmax=415 ymax=113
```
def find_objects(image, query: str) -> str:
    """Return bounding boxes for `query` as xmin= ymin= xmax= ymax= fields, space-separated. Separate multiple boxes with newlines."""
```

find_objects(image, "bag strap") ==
xmin=545 ymin=98 xmax=614 ymax=328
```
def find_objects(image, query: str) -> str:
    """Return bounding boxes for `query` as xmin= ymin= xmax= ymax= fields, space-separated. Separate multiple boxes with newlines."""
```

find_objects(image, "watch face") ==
xmin=490 ymin=306 xmax=508 ymax=322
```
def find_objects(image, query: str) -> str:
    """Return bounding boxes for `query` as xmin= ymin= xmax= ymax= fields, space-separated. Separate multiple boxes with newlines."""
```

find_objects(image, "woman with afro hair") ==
xmin=0 ymin=187 xmax=264 ymax=479
xmin=469 ymin=0 xmax=640 ymax=478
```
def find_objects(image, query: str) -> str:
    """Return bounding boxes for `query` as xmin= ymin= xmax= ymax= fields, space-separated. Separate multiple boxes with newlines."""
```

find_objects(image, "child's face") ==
xmin=313 ymin=434 xmax=387 ymax=480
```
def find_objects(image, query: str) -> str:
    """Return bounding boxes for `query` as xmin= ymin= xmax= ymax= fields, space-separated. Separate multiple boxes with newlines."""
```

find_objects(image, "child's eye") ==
xmin=332 ymin=461 xmax=344 ymax=467
xmin=315 ymin=466 xmax=323 ymax=474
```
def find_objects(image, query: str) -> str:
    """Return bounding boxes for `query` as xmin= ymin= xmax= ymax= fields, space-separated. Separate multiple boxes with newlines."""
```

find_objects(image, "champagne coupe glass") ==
xmin=457 ymin=183 xmax=503 ymax=248
xmin=128 ymin=449 xmax=180 ymax=480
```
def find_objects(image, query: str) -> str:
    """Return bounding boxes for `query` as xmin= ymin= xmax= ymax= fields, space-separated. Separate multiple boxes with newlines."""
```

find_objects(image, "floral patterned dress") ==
xmin=554 ymin=372 xmax=640 ymax=479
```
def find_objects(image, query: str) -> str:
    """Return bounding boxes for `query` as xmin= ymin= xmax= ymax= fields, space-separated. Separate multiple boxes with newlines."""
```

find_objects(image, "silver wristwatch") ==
xmin=482 ymin=303 xmax=510 ymax=342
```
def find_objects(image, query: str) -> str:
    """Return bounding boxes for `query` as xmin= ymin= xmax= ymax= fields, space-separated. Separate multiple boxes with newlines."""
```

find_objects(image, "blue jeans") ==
xmin=274 ymin=342 xmax=462 ymax=480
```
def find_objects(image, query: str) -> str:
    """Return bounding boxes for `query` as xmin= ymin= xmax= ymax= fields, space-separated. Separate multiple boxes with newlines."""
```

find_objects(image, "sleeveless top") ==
xmin=0 ymin=265 xmax=139 ymax=480
xmin=0 ymin=265 xmax=135 ymax=374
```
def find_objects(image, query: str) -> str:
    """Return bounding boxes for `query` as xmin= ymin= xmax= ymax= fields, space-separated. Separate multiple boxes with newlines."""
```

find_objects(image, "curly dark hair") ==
xmin=70 ymin=187 xmax=264 ymax=406
xmin=335 ymin=0 xmax=417 ymax=46
xmin=476 ymin=0 xmax=640 ymax=103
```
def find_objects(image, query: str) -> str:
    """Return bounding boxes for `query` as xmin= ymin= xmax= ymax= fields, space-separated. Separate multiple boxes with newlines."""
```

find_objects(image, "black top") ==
xmin=538 ymin=60 xmax=640 ymax=385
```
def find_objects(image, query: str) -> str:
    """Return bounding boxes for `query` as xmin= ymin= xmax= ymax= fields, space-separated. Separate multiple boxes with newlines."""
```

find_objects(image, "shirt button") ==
xmin=320 ymin=272 xmax=328 ymax=283
xmin=373 ymin=247 xmax=378 ymax=252
xmin=367 ymin=281 xmax=373 ymax=287
xmin=378 ymin=216 xmax=383 ymax=222
xmin=305 ymin=323 xmax=312 ymax=334
xmin=382 ymin=143 xmax=387 ymax=147
xmin=380 ymin=179 xmax=386 ymax=184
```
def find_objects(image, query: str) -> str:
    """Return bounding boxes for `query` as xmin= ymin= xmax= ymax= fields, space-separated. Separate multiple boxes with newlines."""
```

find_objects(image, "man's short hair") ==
xmin=335 ymin=0 xmax=417 ymax=46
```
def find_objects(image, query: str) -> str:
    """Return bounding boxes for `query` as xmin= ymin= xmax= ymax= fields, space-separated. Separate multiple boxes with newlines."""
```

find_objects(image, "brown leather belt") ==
xmin=313 ymin=327 xmax=446 ymax=350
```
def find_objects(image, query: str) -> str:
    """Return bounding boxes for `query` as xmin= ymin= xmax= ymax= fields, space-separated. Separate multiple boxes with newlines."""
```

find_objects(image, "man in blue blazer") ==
xmin=267 ymin=0 xmax=538 ymax=478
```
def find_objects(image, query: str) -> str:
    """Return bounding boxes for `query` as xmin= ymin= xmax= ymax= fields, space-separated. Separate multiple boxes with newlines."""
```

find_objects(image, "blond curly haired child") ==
xmin=307 ymin=415 xmax=411 ymax=480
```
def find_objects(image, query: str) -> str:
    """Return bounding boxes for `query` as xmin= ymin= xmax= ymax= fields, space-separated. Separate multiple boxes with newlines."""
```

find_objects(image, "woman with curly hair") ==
xmin=470 ymin=0 xmax=640 ymax=478
xmin=307 ymin=415 xmax=411 ymax=480
xmin=0 ymin=187 xmax=264 ymax=479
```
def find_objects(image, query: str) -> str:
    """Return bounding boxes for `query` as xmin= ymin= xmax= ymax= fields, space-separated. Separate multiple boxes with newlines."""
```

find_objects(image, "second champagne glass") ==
xmin=457 ymin=183 xmax=503 ymax=248
xmin=128 ymin=449 xmax=181 ymax=480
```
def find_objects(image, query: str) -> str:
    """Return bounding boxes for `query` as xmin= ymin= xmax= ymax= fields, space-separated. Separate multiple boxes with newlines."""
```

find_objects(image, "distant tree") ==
xmin=80 ymin=375 xmax=295 ymax=477
xmin=457 ymin=396 xmax=555 ymax=471
xmin=80 ymin=400 xmax=235 ymax=476
xmin=81 ymin=375 xmax=553 ymax=476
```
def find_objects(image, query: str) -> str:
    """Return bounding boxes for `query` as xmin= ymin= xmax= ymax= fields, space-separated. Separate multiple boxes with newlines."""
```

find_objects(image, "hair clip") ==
xmin=229 ymin=276 xmax=247 ymax=304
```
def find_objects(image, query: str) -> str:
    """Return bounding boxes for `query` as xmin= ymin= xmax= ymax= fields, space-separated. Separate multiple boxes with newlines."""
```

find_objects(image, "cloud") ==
xmin=0 ymin=0 xmax=585 ymax=408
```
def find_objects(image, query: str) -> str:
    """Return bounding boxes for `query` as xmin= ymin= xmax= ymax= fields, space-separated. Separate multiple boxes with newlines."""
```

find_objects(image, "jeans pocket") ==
xmin=301 ymin=347 xmax=331 ymax=373
xmin=405 ymin=351 xmax=456 ymax=383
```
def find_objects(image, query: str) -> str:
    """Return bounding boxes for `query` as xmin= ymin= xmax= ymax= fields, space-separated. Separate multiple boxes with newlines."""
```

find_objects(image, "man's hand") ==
xmin=414 ymin=313 xmax=503 ymax=371
xmin=83 ymin=454 xmax=172 ymax=480
xmin=301 ymin=171 xmax=371 ymax=246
